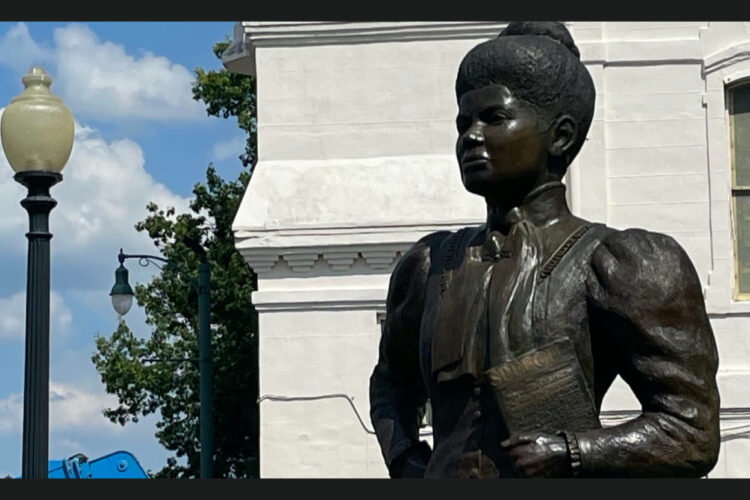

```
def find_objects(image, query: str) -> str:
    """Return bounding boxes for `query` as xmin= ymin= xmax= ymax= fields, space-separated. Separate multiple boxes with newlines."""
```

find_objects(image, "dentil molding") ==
xmin=238 ymin=243 xmax=409 ymax=276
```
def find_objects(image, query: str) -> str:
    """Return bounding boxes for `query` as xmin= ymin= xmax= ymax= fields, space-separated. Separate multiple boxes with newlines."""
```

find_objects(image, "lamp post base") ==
xmin=15 ymin=170 xmax=62 ymax=479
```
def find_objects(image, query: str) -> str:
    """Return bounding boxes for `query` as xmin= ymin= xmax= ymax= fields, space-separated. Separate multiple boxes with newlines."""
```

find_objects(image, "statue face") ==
xmin=455 ymin=83 xmax=551 ymax=204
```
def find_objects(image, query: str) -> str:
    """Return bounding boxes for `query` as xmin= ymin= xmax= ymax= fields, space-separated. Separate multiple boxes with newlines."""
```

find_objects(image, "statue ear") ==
xmin=548 ymin=115 xmax=578 ymax=159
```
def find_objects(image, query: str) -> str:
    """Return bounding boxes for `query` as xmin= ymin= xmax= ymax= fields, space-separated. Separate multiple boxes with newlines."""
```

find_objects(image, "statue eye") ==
xmin=486 ymin=111 xmax=509 ymax=124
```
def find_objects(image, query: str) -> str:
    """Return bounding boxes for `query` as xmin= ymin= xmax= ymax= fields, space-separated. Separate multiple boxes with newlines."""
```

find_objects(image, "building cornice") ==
xmin=235 ymin=21 xmax=508 ymax=46
xmin=222 ymin=21 xmax=705 ymax=76
xmin=235 ymin=223 xmax=476 ymax=276
xmin=704 ymin=41 xmax=750 ymax=75
xmin=251 ymin=288 xmax=386 ymax=312
xmin=237 ymin=243 xmax=406 ymax=275
xmin=222 ymin=22 xmax=509 ymax=75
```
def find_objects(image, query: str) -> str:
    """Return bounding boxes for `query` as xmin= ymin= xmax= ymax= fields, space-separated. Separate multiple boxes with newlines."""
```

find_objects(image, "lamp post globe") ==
xmin=2 ymin=66 xmax=74 ymax=174
xmin=2 ymin=66 xmax=74 ymax=479
xmin=110 ymin=260 xmax=135 ymax=317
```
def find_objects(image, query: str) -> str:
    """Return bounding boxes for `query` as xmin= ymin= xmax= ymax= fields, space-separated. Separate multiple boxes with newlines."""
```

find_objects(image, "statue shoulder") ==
xmin=590 ymin=227 xmax=703 ymax=303
xmin=389 ymin=229 xmax=463 ymax=290
xmin=396 ymin=230 xmax=453 ymax=271
xmin=414 ymin=229 xmax=455 ymax=251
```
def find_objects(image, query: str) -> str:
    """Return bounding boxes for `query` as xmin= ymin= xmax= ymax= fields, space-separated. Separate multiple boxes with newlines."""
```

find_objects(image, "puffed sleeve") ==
xmin=578 ymin=228 xmax=720 ymax=477
xmin=369 ymin=231 xmax=449 ymax=478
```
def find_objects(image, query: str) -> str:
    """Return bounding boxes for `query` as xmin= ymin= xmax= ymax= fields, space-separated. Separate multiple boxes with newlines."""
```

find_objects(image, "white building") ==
xmin=222 ymin=22 xmax=750 ymax=478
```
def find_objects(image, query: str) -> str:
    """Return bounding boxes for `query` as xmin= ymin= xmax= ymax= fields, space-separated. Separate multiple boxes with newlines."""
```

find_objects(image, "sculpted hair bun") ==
xmin=499 ymin=21 xmax=580 ymax=60
xmin=455 ymin=20 xmax=595 ymax=167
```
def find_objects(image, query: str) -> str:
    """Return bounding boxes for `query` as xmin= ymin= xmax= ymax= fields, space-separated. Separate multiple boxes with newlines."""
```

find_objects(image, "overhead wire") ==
xmin=258 ymin=393 xmax=750 ymax=441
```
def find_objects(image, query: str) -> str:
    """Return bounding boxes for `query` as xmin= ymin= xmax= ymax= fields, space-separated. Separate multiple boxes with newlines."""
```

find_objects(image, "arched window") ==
xmin=729 ymin=83 xmax=750 ymax=298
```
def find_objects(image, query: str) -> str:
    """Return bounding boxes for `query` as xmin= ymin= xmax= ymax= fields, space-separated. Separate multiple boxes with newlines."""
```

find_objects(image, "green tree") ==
xmin=92 ymin=40 xmax=259 ymax=478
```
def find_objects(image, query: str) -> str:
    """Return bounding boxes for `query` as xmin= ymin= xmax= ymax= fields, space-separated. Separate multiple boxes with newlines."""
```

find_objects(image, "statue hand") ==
xmin=501 ymin=433 xmax=570 ymax=478
xmin=390 ymin=441 xmax=431 ymax=478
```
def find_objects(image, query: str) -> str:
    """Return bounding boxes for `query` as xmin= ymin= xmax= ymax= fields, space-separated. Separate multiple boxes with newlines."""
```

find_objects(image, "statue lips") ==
xmin=460 ymin=152 xmax=490 ymax=172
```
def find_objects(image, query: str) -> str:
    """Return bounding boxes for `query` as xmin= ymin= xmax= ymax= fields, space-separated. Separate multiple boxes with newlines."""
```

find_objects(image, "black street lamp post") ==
xmin=109 ymin=237 xmax=213 ymax=479
xmin=17 ymin=171 xmax=61 ymax=479
xmin=2 ymin=67 xmax=74 ymax=479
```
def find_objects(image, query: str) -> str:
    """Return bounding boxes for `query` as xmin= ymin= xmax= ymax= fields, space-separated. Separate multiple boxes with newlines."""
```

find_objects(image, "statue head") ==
xmin=454 ymin=22 xmax=595 ymax=206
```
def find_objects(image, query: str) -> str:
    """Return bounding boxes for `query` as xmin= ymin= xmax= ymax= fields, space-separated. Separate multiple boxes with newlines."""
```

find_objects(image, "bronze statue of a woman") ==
xmin=369 ymin=21 xmax=720 ymax=478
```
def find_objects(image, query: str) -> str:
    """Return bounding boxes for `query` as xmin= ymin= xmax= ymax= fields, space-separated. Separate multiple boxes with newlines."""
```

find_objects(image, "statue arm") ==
xmin=369 ymin=232 xmax=447 ymax=478
xmin=577 ymin=229 xmax=720 ymax=477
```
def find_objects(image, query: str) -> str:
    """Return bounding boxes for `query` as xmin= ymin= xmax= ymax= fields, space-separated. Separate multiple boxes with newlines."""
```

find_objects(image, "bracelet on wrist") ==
xmin=558 ymin=430 xmax=582 ymax=477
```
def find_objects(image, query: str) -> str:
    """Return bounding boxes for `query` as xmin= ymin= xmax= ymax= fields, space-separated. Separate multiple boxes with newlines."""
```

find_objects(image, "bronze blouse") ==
xmin=369 ymin=182 xmax=720 ymax=478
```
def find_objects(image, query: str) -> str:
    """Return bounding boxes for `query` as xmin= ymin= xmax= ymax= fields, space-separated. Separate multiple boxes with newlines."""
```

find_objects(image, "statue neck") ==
xmin=485 ymin=181 xmax=570 ymax=234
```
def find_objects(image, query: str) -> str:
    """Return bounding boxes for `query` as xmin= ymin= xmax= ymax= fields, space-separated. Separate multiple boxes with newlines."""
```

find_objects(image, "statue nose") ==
xmin=464 ymin=127 xmax=484 ymax=147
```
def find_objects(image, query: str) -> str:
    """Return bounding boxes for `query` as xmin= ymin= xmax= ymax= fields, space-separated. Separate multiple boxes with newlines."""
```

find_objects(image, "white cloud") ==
xmin=212 ymin=134 xmax=246 ymax=162
xmin=48 ymin=382 xmax=122 ymax=432
xmin=0 ymin=175 xmax=25 ymax=245
xmin=52 ymin=23 xmax=204 ymax=121
xmin=50 ymin=437 xmax=85 ymax=457
xmin=0 ymin=23 xmax=204 ymax=121
xmin=0 ymin=108 xmax=191 ymax=290
xmin=0 ymin=290 xmax=73 ymax=341
xmin=0 ymin=293 xmax=23 ymax=341
xmin=0 ymin=393 xmax=20 ymax=433
xmin=0 ymin=23 xmax=53 ymax=74
xmin=0 ymin=381 xmax=122 ymax=435
xmin=52 ymin=120 xmax=190 ymax=253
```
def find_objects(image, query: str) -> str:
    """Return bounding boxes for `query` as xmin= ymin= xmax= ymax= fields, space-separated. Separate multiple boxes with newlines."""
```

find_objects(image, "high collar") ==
xmin=478 ymin=181 xmax=571 ymax=260
xmin=487 ymin=181 xmax=570 ymax=233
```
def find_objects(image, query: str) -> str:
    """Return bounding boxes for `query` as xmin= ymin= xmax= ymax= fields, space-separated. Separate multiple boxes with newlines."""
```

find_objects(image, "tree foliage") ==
xmin=92 ymin=40 xmax=259 ymax=478
xmin=193 ymin=41 xmax=257 ymax=169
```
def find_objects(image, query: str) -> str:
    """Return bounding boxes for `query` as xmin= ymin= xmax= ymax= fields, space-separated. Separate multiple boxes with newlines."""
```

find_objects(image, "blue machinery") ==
xmin=42 ymin=451 xmax=148 ymax=479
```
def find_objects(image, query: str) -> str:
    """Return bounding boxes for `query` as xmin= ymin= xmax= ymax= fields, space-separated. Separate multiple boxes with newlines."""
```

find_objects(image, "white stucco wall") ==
xmin=227 ymin=22 xmax=750 ymax=478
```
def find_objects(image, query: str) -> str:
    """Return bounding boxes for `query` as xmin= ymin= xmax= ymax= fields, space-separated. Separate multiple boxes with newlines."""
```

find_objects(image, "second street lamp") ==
xmin=110 ymin=259 xmax=135 ymax=316
xmin=109 ymin=237 xmax=213 ymax=479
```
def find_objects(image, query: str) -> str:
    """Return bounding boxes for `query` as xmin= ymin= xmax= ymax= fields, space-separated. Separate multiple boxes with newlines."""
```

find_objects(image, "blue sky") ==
xmin=0 ymin=22 xmax=247 ymax=476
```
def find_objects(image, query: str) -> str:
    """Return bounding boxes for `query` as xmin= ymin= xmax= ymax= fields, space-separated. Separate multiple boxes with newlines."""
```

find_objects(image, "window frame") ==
xmin=728 ymin=81 xmax=750 ymax=300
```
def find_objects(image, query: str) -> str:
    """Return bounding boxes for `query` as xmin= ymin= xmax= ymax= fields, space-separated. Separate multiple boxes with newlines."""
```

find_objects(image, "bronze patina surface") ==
xmin=369 ymin=21 xmax=720 ymax=478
